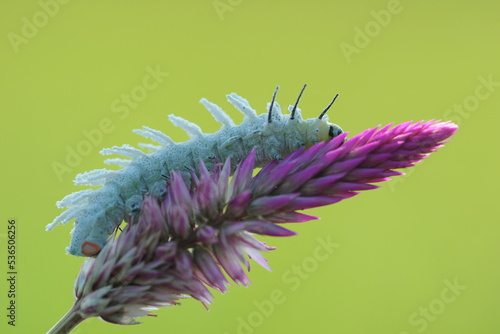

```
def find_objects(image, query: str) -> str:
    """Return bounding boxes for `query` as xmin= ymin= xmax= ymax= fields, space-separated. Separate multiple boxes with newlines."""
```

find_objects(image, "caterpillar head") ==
xmin=328 ymin=122 xmax=344 ymax=139
xmin=269 ymin=85 xmax=344 ymax=148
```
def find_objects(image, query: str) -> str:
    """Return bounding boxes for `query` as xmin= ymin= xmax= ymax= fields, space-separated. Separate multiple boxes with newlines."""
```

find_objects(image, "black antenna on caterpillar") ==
xmin=268 ymin=86 xmax=280 ymax=123
xmin=290 ymin=84 xmax=307 ymax=120
xmin=318 ymin=93 xmax=339 ymax=120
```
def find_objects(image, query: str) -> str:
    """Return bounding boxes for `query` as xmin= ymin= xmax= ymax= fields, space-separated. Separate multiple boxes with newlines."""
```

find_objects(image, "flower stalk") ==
xmin=46 ymin=302 xmax=85 ymax=334
xmin=47 ymin=120 xmax=458 ymax=333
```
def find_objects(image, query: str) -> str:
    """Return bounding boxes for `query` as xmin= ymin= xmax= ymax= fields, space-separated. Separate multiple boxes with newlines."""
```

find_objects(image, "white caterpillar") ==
xmin=46 ymin=85 xmax=344 ymax=256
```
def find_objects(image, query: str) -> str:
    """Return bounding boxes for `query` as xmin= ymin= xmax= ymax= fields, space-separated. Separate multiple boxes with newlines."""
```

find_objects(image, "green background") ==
xmin=1 ymin=1 xmax=499 ymax=333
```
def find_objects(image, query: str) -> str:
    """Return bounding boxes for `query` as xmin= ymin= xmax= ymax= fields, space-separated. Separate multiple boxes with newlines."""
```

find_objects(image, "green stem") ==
xmin=46 ymin=302 xmax=87 ymax=334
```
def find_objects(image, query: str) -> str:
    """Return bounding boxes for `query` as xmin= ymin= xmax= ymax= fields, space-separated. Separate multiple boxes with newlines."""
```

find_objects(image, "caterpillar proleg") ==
xmin=47 ymin=86 xmax=344 ymax=256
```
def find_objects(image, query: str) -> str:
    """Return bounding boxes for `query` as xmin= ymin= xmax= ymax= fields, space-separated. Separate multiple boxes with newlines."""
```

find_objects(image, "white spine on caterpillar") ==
xmin=46 ymin=86 xmax=344 ymax=256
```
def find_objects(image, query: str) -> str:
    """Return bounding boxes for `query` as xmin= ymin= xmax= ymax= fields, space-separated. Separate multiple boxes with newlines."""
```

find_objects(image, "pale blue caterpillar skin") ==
xmin=46 ymin=87 xmax=344 ymax=256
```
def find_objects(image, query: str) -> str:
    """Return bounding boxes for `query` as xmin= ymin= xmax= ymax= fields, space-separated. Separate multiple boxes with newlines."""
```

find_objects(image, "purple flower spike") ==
xmin=50 ymin=120 xmax=457 ymax=332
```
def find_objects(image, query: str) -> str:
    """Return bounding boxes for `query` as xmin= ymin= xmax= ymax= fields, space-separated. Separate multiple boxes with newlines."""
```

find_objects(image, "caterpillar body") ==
xmin=46 ymin=85 xmax=344 ymax=257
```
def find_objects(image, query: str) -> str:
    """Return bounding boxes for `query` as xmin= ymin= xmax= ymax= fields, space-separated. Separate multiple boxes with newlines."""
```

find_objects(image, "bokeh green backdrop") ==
xmin=1 ymin=1 xmax=499 ymax=333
